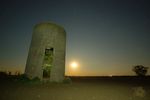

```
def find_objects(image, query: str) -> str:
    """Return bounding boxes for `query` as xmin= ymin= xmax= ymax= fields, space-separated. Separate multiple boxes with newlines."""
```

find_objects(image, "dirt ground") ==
xmin=0 ymin=76 xmax=150 ymax=100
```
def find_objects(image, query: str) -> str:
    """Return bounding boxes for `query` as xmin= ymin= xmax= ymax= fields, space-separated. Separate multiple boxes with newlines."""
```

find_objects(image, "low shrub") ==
xmin=63 ymin=77 xmax=72 ymax=84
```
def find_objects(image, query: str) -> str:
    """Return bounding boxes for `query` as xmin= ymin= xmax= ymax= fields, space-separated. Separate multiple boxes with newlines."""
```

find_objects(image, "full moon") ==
xmin=70 ymin=62 xmax=78 ymax=70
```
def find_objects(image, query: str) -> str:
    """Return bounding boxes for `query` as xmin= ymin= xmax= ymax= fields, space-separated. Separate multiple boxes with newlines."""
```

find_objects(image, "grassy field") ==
xmin=0 ymin=76 xmax=150 ymax=100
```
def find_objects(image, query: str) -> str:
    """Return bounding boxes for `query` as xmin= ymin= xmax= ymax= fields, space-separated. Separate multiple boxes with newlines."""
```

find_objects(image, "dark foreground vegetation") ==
xmin=0 ymin=75 xmax=150 ymax=100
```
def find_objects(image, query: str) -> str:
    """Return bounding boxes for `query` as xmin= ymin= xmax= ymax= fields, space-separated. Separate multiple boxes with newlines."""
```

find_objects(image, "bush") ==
xmin=63 ymin=77 xmax=72 ymax=84
xmin=132 ymin=65 xmax=149 ymax=76
xmin=0 ymin=71 xmax=7 ymax=77
xmin=0 ymin=71 xmax=8 ymax=80
xmin=17 ymin=75 xmax=41 ymax=84
xmin=17 ymin=74 xmax=30 ymax=82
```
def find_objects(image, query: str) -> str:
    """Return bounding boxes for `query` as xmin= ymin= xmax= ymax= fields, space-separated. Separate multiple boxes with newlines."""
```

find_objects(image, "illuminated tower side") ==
xmin=25 ymin=22 xmax=66 ymax=82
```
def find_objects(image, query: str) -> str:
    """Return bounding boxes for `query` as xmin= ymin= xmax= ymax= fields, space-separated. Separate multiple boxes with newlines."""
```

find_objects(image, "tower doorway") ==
xmin=42 ymin=48 xmax=53 ymax=78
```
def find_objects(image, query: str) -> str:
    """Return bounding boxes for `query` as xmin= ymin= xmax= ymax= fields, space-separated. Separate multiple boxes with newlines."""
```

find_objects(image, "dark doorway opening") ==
xmin=42 ymin=48 xmax=53 ymax=78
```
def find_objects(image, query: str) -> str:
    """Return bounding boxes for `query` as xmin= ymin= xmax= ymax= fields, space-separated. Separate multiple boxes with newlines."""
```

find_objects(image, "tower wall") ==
xmin=25 ymin=22 xmax=66 ymax=82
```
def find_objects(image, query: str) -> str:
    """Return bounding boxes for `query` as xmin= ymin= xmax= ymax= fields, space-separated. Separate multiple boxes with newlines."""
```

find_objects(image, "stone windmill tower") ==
xmin=25 ymin=22 xmax=66 ymax=82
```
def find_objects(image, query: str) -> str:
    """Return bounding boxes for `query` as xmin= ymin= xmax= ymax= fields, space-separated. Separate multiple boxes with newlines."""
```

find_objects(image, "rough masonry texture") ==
xmin=25 ymin=22 xmax=66 ymax=82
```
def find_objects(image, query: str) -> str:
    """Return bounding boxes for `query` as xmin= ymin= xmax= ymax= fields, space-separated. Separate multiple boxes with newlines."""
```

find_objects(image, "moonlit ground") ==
xmin=0 ymin=77 xmax=150 ymax=100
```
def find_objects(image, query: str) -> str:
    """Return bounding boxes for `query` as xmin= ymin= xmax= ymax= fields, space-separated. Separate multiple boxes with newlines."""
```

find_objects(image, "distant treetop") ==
xmin=132 ymin=65 xmax=149 ymax=76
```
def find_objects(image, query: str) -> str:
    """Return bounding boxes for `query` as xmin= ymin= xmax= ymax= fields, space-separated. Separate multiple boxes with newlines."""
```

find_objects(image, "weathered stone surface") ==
xmin=25 ymin=22 xmax=66 ymax=82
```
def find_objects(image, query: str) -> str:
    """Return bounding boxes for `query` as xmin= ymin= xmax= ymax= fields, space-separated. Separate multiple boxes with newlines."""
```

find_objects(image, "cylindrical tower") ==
xmin=25 ymin=22 xmax=66 ymax=82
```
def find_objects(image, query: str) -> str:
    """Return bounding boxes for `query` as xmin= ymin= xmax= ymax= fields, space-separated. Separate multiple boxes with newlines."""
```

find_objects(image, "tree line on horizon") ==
xmin=0 ymin=65 xmax=149 ymax=77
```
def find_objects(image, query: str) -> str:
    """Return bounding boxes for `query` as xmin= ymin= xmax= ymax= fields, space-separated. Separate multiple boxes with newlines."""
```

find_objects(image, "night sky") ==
xmin=0 ymin=0 xmax=150 ymax=76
